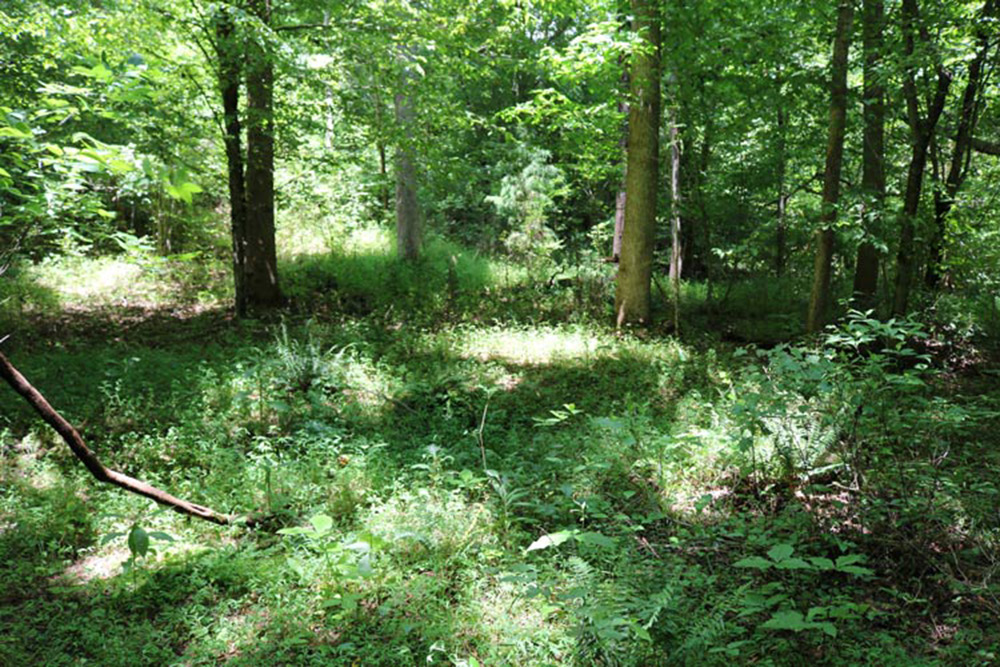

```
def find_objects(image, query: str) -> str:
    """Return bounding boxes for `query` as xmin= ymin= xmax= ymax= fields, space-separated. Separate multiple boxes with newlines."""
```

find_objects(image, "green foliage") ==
xmin=486 ymin=145 xmax=568 ymax=268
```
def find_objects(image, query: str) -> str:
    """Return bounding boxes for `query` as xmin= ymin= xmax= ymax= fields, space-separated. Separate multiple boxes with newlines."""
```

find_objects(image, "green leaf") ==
xmin=164 ymin=180 xmax=203 ymax=203
xmin=127 ymin=525 xmax=149 ymax=558
xmin=809 ymin=557 xmax=835 ymax=570
xmin=576 ymin=531 xmax=616 ymax=549
xmin=0 ymin=125 xmax=32 ymax=139
xmin=761 ymin=610 xmax=807 ymax=632
xmin=147 ymin=531 xmax=174 ymax=542
xmin=309 ymin=514 xmax=334 ymax=535
xmin=767 ymin=544 xmax=794 ymax=563
xmin=734 ymin=556 xmax=773 ymax=570
xmin=526 ymin=530 xmax=574 ymax=552
xmin=835 ymin=554 xmax=864 ymax=567
xmin=774 ymin=557 xmax=812 ymax=570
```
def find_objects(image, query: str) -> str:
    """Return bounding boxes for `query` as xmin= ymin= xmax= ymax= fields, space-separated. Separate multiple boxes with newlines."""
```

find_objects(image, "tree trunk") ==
xmin=245 ymin=0 xmax=282 ymax=309
xmin=852 ymin=0 xmax=885 ymax=309
xmin=394 ymin=94 xmax=421 ymax=261
xmin=394 ymin=48 xmax=422 ymax=261
xmin=806 ymin=0 xmax=854 ymax=334
xmin=0 ymin=352 xmax=232 ymax=525
xmin=612 ymin=189 xmax=626 ymax=260
xmin=924 ymin=0 xmax=997 ymax=289
xmin=892 ymin=0 xmax=951 ymax=316
xmin=612 ymin=54 xmax=629 ymax=262
xmin=668 ymin=104 xmax=682 ymax=332
xmin=614 ymin=0 xmax=661 ymax=327
xmin=775 ymin=105 xmax=788 ymax=277
xmin=216 ymin=12 xmax=247 ymax=317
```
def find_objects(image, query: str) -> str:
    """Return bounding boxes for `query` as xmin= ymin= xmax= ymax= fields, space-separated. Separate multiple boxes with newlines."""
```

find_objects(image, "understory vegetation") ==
xmin=3 ymin=0 xmax=1000 ymax=664
xmin=2 ymin=223 xmax=998 ymax=665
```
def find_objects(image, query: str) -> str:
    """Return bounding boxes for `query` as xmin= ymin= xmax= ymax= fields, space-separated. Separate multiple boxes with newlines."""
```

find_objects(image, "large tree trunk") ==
xmin=614 ymin=0 xmax=661 ymax=327
xmin=851 ymin=0 xmax=886 ymax=309
xmin=806 ymin=0 xmax=854 ymax=333
xmin=216 ymin=12 xmax=247 ymax=318
xmin=244 ymin=0 xmax=283 ymax=309
xmin=892 ymin=0 xmax=951 ymax=316
xmin=924 ymin=0 xmax=998 ymax=289
xmin=394 ymin=50 xmax=422 ymax=262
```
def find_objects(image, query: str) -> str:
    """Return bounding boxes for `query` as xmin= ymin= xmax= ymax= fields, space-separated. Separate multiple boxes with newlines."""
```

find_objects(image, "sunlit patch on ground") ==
xmin=58 ymin=548 xmax=130 ymax=584
xmin=445 ymin=326 xmax=610 ymax=365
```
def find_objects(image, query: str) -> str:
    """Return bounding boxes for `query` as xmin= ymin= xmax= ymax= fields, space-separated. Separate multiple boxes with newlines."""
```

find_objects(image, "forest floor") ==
xmin=1 ymin=226 xmax=999 ymax=666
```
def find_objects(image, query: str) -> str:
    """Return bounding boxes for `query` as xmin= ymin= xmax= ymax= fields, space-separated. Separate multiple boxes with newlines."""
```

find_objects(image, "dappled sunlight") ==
xmin=437 ymin=325 xmax=609 ymax=365
xmin=17 ymin=254 xmax=228 ymax=314
xmin=59 ymin=548 xmax=130 ymax=583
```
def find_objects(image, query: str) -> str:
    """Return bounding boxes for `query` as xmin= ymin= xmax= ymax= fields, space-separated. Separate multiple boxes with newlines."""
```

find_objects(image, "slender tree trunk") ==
xmin=924 ymin=0 xmax=997 ymax=289
xmin=892 ymin=0 xmax=951 ymax=316
xmin=806 ymin=0 xmax=854 ymax=334
xmin=394 ymin=98 xmax=421 ymax=260
xmin=775 ymin=106 xmax=788 ymax=277
xmin=612 ymin=189 xmax=627 ymax=260
xmin=372 ymin=66 xmax=391 ymax=214
xmin=612 ymin=53 xmax=629 ymax=262
xmin=614 ymin=0 xmax=661 ymax=327
xmin=216 ymin=12 xmax=247 ymax=317
xmin=697 ymin=117 xmax=712 ymax=284
xmin=245 ymin=0 xmax=282 ymax=308
xmin=668 ymin=105 xmax=682 ymax=283
xmin=668 ymin=104 xmax=682 ymax=332
xmin=394 ymin=46 xmax=421 ymax=261
xmin=852 ymin=0 xmax=885 ymax=309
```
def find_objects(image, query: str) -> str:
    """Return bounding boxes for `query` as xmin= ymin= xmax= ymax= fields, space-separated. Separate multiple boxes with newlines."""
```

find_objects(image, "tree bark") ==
xmin=851 ymin=0 xmax=886 ymax=309
xmin=614 ymin=0 xmax=661 ymax=327
xmin=668 ymin=103 xmax=682 ymax=332
xmin=806 ymin=0 xmax=854 ymax=334
xmin=244 ymin=0 xmax=283 ymax=309
xmin=394 ymin=50 xmax=422 ymax=261
xmin=0 ymin=352 xmax=232 ymax=525
xmin=612 ymin=54 xmax=629 ymax=262
xmin=924 ymin=0 xmax=998 ymax=289
xmin=216 ymin=12 xmax=248 ymax=317
xmin=892 ymin=0 xmax=951 ymax=316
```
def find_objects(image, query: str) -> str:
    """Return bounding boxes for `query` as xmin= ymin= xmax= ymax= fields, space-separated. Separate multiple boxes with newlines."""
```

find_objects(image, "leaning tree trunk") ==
xmin=924 ymin=0 xmax=997 ymax=289
xmin=0 ymin=352 xmax=232 ymax=525
xmin=892 ymin=0 xmax=951 ymax=316
xmin=216 ymin=12 xmax=248 ymax=318
xmin=614 ymin=0 xmax=661 ymax=327
xmin=806 ymin=0 xmax=854 ymax=334
xmin=851 ymin=0 xmax=886 ymax=309
xmin=244 ymin=0 xmax=283 ymax=309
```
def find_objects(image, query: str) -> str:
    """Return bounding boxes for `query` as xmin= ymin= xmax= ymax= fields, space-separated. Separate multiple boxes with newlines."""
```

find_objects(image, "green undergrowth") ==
xmin=1 ymin=229 xmax=999 ymax=666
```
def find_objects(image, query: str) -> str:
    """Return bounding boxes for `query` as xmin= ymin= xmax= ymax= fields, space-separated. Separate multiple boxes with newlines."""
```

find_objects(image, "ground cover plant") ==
xmin=2 ymin=0 xmax=1000 ymax=665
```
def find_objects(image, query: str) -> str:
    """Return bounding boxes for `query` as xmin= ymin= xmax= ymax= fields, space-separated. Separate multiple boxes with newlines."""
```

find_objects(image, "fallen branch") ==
xmin=0 ymin=351 xmax=233 ymax=525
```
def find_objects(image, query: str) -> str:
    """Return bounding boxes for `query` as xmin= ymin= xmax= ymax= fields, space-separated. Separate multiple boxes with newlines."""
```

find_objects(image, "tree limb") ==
xmin=0 ymin=352 xmax=233 ymax=525
xmin=972 ymin=137 xmax=1000 ymax=155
